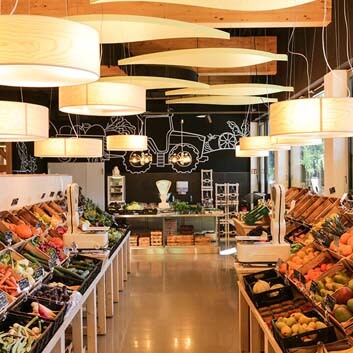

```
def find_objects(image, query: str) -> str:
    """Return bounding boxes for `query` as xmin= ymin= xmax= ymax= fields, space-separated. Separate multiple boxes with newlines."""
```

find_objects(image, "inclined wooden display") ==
xmin=0 ymin=175 xmax=131 ymax=353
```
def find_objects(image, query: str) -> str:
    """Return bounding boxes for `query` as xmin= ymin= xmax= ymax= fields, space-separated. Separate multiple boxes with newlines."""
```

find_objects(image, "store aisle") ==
xmin=98 ymin=254 xmax=238 ymax=353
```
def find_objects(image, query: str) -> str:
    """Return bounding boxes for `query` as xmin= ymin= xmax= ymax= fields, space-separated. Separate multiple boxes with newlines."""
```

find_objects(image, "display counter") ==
xmin=115 ymin=212 xmax=222 ymax=253
xmin=43 ymin=232 xmax=131 ymax=353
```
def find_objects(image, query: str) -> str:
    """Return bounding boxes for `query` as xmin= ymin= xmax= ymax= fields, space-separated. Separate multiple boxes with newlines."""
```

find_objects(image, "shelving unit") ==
xmin=107 ymin=176 xmax=125 ymax=205
xmin=201 ymin=169 xmax=214 ymax=207
xmin=215 ymin=183 xmax=239 ymax=245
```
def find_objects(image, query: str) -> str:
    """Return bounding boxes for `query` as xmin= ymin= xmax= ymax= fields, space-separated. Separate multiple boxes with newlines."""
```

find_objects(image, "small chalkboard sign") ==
xmin=10 ymin=198 xmax=19 ymax=207
xmin=51 ymin=252 xmax=58 ymax=265
xmin=310 ymin=281 xmax=319 ymax=295
xmin=57 ymin=191 xmax=63 ymax=198
xmin=35 ymin=267 xmax=44 ymax=279
xmin=48 ymin=258 xmax=56 ymax=271
xmin=18 ymin=278 xmax=30 ymax=291
xmin=41 ymin=193 xmax=46 ymax=199
xmin=63 ymin=246 xmax=70 ymax=257
xmin=3 ymin=232 xmax=12 ymax=245
xmin=50 ymin=191 xmax=55 ymax=197
xmin=293 ymin=270 xmax=306 ymax=285
xmin=0 ymin=292 xmax=8 ymax=311
xmin=324 ymin=294 xmax=336 ymax=312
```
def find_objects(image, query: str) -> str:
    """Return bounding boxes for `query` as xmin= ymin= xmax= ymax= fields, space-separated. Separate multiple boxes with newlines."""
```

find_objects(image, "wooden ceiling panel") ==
xmin=0 ymin=0 xmax=330 ymax=28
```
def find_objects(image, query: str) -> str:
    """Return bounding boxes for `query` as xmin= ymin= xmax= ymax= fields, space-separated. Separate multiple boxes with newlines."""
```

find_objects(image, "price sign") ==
xmin=63 ymin=246 xmax=70 ymax=257
xmin=51 ymin=252 xmax=59 ymax=265
xmin=324 ymin=294 xmax=336 ymax=312
xmin=293 ymin=270 xmax=306 ymax=285
xmin=18 ymin=278 xmax=30 ymax=291
xmin=48 ymin=258 xmax=56 ymax=271
xmin=310 ymin=281 xmax=319 ymax=295
xmin=35 ymin=267 xmax=44 ymax=279
xmin=3 ymin=232 xmax=12 ymax=245
xmin=0 ymin=293 xmax=8 ymax=311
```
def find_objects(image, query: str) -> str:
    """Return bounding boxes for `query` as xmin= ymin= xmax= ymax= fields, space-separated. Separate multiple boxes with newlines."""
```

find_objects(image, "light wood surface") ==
xmin=97 ymin=277 xmax=107 ymax=335
xmin=105 ymin=264 xmax=114 ymax=316
xmin=0 ymin=0 xmax=331 ymax=28
xmin=113 ymin=255 xmax=120 ymax=302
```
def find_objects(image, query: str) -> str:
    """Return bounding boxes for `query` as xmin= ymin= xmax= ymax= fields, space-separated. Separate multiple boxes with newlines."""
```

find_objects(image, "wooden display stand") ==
xmin=238 ymin=280 xmax=282 ymax=353
xmin=43 ymin=234 xmax=131 ymax=353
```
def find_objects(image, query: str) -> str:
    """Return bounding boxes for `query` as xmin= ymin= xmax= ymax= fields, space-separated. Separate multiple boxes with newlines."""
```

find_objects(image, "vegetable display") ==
xmin=55 ymin=257 xmax=97 ymax=281
xmin=82 ymin=198 xmax=113 ymax=227
xmin=0 ymin=316 xmax=45 ymax=353
xmin=32 ymin=285 xmax=71 ymax=303
xmin=31 ymin=302 xmax=57 ymax=320
xmin=108 ymin=228 xmax=124 ymax=247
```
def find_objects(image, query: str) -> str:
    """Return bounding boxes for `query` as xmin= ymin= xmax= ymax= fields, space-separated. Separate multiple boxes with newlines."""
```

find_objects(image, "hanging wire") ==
xmin=288 ymin=28 xmax=311 ymax=98
xmin=10 ymin=0 xmax=19 ymax=14
xmin=68 ymin=114 xmax=78 ymax=138
xmin=343 ymin=0 xmax=353 ymax=71
xmin=321 ymin=0 xmax=351 ymax=96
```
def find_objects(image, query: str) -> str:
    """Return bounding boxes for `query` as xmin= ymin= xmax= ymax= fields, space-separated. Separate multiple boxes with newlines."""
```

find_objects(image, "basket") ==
xmin=10 ymin=296 xmax=67 ymax=335
xmin=31 ymin=284 xmax=73 ymax=305
xmin=272 ymin=310 xmax=337 ymax=351
xmin=287 ymin=339 xmax=353 ymax=353
xmin=0 ymin=312 xmax=53 ymax=353
xmin=243 ymin=269 xmax=293 ymax=308
xmin=61 ymin=254 xmax=102 ymax=294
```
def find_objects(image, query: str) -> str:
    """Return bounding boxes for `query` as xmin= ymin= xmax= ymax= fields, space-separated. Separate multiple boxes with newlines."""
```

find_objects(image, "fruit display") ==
xmin=243 ymin=204 xmax=269 ymax=226
xmin=272 ymin=311 xmax=337 ymax=350
xmin=244 ymin=270 xmax=293 ymax=308
xmin=28 ymin=237 xmax=66 ymax=262
xmin=258 ymin=298 xmax=313 ymax=325
xmin=279 ymin=244 xmax=321 ymax=276
xmin=0 ymin=315 xmax=51 ymax=353
xmin=286 ymin=224 xmax=312 ymax=244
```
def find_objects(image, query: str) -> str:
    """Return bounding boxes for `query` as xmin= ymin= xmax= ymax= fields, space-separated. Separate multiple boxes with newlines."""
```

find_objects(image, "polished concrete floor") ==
xmin=98 ymin=254 xmax=238 ymax=353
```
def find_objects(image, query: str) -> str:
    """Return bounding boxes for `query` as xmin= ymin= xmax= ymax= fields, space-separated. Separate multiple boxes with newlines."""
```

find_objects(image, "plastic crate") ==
xmin=0 ymin=312 xmax=53 ymax=353
xmin=10 ymin=296 xmax=67 ymax=335
xmin=272 ymin=310 xmax=337 ymax=351
xmin=243 ymin=269 xmax=293 ymax=308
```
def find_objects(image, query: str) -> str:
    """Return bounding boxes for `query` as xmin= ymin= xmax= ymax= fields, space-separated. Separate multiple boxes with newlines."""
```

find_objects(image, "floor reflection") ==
xmin=98 ymin=254 xmax=238 ymax=353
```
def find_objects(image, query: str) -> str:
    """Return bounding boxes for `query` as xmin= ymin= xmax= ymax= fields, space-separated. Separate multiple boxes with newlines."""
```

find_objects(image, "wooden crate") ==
xmin=150 ymin=231 xmax=162 ymax=246
xmin=167 ymin=234 xmax=194 ymax=246
xmin=129 ymin=235 xmax=138 ymax=247
xmin=195 ymin=235 xmax=211 ymax=245
xmin=164 ymin=219 xmax=177 ymax=235
xmin=138 ymin=236 xmax=151 ymax=247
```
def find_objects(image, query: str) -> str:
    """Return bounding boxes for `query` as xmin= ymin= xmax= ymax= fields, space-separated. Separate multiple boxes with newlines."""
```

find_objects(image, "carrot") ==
xmin=0 ymin=285 xmax=18 ymax=290
xmin=0 ymin=271 xmax=11 ymax=286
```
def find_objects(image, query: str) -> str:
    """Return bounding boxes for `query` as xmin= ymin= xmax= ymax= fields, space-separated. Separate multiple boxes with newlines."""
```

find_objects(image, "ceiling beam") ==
xmin=129 ymin=36 xmax=278 ymax=75
xmin=0 ymin=0 xmax=331 ymax=28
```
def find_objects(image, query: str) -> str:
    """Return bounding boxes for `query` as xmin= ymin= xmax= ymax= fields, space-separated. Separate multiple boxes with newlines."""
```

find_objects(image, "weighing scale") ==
xmin=236 ymin=184 xmax=290 ymax=264
xmin=63 ymin=183 xmax=108 ymax=249
xmin=156 ymin=180 xmax=171 ymax=209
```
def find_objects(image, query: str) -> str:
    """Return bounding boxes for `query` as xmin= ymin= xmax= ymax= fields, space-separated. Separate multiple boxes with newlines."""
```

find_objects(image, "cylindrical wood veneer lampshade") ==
xmin=0 ymin=15 xmax=100 ymax=87
xmin=34 ymin=138 xmax=103 ymax=158
xmin=240 ymin=136 xmax=290 ymax=151
xmin=270 ymin=98 xmax=353 ymax=138
xmin=59 ymin=82 xmax=146 ymax=116
xmin=107 ymin=135 xmax=148 ymax=151
xmin=0 ymin=101 xmax=48 ymax=141
xmin=235 ymin=146 xmax=269 ymax=158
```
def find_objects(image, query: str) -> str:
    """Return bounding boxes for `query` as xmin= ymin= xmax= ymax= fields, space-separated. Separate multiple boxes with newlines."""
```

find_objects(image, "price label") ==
xmin=18 ymin=278 xmax=30 ymax=291
xmin=48 ymin=258 xmax=56 ymax=271
xmin=293 ymin=270 xmax=306 ymax=285
xmin=63 ymin=246 xmax=70 ymax=257
xmin=324 ymin=294 xmax=336 ymax=312
xmin=310 ymin=281 xmax=319 ymax=295
xmin=0 ymin=292 xmax=8 ymax=311
xmin=3 ymin=232 xmax=12 ymax=245
xmin=51 ymin=252 xmax=59 ymax=265
xmin=34 ymin=267 xmax=44 ymax=279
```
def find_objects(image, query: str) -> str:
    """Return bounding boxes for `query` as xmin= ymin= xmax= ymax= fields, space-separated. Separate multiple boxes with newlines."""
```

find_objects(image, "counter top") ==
xmin=114 ymin=212 xmax=223 ymax=219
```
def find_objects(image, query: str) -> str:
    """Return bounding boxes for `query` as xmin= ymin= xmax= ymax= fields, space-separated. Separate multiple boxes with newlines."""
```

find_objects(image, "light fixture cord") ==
xmin=181 ymin=119 xmax=184 ymax=153
xmin=343 ymin=0 xmax=353 ymax=71
xmin=288 ymin=28 xmax=310 ymax=98
xmin=68 ymin=114 xmax=78 ymax=138
xmin=9 ymin=0 xmax=19 ymax=14
xmin=321 ymin=0 xmax=351 ymax=96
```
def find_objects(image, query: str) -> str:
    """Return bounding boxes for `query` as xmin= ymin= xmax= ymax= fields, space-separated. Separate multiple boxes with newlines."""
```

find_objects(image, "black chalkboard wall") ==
xmin=11 ymin=113 xmax=251 ymax=203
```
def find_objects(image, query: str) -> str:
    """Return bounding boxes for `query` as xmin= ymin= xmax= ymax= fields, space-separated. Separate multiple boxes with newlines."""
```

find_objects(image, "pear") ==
xmin=307 ymin=321 xmax=317 ymax=331
xmin=315 ymin=321 xmax=327 ymax=329
xmin=298 ymin=315 xmax=311 ymax=325
xmin=291 ymin=323 xmax=299 ymax=335
xmin=286 ymin=316 xmax=297 ymax=327
xmin=281 ymin=325 xmax=292 ymax=337
xmin=275 ymin=321 xmax=287 ymax=330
